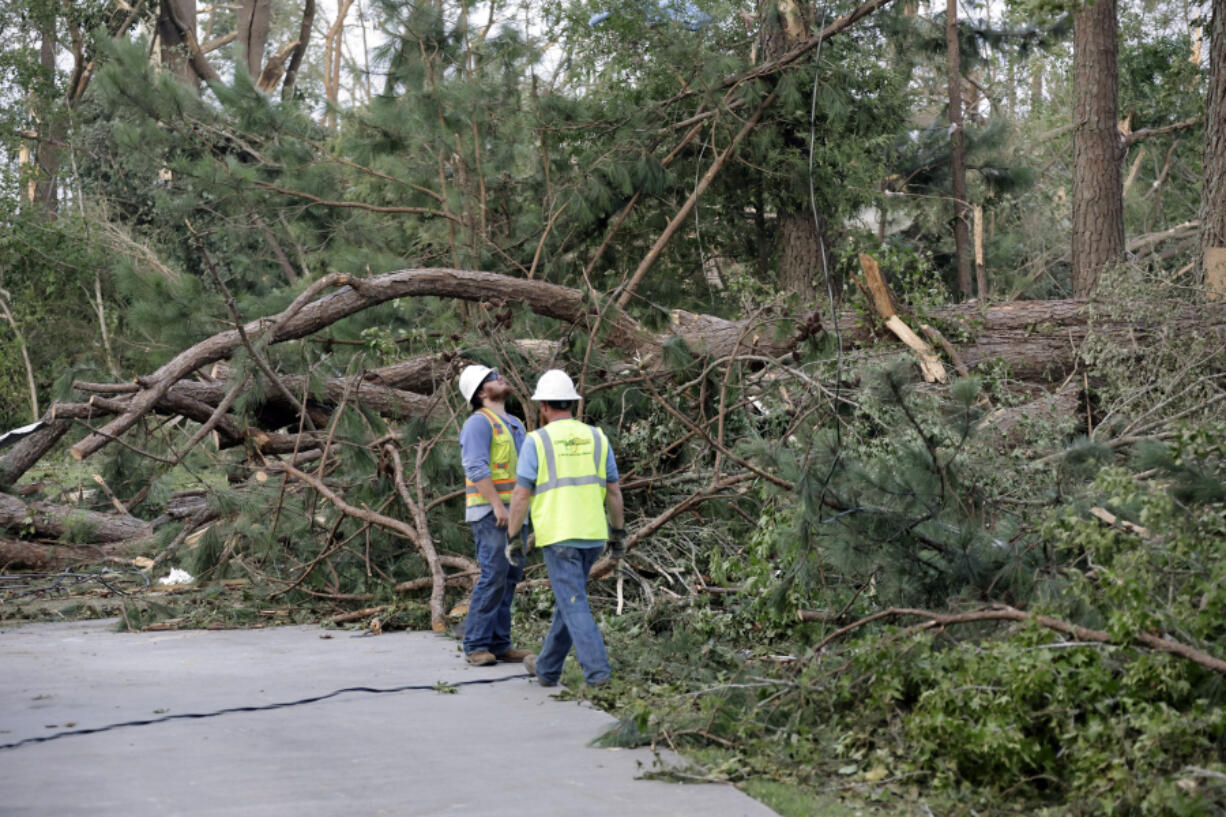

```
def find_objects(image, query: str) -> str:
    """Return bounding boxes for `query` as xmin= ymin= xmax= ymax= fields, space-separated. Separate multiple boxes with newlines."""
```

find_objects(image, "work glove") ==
xmin=505 ymin=531 xmax=522 ymax=568
xmin=607 ymin=528 xmax=627 ymax=561
xmin=505 ymin=529 xmax=534 ymax=568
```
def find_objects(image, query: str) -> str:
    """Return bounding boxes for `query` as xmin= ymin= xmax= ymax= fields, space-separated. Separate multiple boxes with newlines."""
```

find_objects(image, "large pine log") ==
xmin=674 ymin=298 xmax=1224 ymax=382
xmin=0 ymin=492 xmax=151 ymax=545
xmin=0 ymin=538 xmax=136 ymax=570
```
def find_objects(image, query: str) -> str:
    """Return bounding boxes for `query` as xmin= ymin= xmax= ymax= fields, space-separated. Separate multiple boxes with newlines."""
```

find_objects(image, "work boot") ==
xmin=496 ymin=648 xmax=531 ymax=663
xmin=466 ymin=650 xmax=497 ymax=666
xmin=523 ymin=654 xmax=557 ymax=687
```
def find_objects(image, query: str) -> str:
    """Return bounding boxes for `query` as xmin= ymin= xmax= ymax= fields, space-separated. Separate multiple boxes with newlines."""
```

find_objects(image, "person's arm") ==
xmin=507 ymin=485 xmax=532 ymax=539
xmin=507 ymin=436 xmax=538 ymax=539
xmin=605 ymin=481 xmax=624 ymax=530
xmin=604 ymin=443 xmax=624 ymax=529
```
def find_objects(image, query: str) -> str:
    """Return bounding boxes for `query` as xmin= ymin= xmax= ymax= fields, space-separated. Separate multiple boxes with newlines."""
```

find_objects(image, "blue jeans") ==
xmin=535 ymin=545 xmax=611 ymax=685
xmin=462 ymin=514 xmax=524 ymax=656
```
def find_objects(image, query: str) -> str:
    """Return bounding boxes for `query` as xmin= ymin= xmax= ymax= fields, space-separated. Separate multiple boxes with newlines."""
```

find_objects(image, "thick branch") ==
xmin=801 ymin=606 xmax=1226 ymax=675
xmin=384 ymin=444 xmax=446 ymax=632
xmin=68 ymin=269 xmax=655 ymax=460
xmin=1124 ymin=115 xmax=1201 ymax=147
xmin=0 ymin=420 xmax=69 ymax=490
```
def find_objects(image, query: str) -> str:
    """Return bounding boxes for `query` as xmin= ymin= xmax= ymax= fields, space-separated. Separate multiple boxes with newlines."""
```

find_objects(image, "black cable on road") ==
xmin=0 ymin=672 xmax=531 ymax=752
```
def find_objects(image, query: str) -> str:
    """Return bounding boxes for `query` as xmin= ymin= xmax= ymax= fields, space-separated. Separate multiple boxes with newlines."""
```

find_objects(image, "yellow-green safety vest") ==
xmin=465 ymin=408 xmax=518 ymax=508
xmin=527 ymin=418 xmax=609 ymax=547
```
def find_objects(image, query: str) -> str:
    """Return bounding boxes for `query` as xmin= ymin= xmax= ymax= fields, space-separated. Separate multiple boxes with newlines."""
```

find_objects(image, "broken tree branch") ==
xmin=277 ymin=462 xmax=445 ymax=632
xmin=1123 ymin=115 xmax=1201 ymax=147
xmin=384 ymin=443 xmax=446 ymax=632
xmin=857 ymin=254 xmax=947 ymax=383
xmin=800 ymin=605 xmax=1226 ymax=675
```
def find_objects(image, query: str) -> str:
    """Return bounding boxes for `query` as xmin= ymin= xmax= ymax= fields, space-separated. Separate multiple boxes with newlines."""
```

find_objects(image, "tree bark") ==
xmin=1202 ymin=0 xmax=1226 ymax=294
xmin=1071 ymin=0 xmax=1124 ymax=297
xmin=946 ymin=0 xmax=972 ymax=298
xmin=777 ymin=211 xmax=831 ymax=303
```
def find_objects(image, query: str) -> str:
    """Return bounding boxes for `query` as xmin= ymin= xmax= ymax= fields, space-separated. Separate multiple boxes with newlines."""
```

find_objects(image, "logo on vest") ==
xmin=557 ymin=435 xmax=593 ymax=455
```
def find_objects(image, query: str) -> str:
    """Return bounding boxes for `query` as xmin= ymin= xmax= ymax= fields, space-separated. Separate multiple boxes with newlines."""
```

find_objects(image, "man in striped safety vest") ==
xmin=507 ymin=369 xmax=625 ymax=687
xmin=457 ymin=364 xmax=532 ymax=667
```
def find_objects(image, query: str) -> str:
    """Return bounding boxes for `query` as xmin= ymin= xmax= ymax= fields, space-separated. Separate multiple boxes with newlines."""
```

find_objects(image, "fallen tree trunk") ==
xmin=674 ymin=297 xmax=1224 ymax=381
xmin=0 ymin=492 xmax=152 ymax=545
xmin=0 ymin=421 xmax=71 ymax=490
xmin=0 ymin=538 xmax=137 ymax=570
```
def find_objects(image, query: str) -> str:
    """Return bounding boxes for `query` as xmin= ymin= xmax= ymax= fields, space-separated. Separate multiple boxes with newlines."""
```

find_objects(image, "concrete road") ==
xmin=0 ymin=620 xmax=777 ymax=817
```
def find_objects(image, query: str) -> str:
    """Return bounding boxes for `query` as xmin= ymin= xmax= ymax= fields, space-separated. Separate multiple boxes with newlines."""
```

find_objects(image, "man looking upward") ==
xmin=507 ymin=369 xmax=625 ymax=687
xmin=457 ymin=364 xmax=531 ymax=666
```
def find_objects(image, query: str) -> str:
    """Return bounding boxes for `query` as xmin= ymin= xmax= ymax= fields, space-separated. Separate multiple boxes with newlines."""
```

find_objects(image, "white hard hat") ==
xmin=531 ymin=369 xmax=581 ymax=401
xmin=458 ymin=364 xmax=493 ymax=403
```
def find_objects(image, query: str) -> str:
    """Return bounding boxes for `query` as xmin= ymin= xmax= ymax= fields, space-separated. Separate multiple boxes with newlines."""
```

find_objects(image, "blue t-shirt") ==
xmin=516 ymin=420 xmax=619 ymax=549
xmin=459 ymin=409 xmax=527 ymax=523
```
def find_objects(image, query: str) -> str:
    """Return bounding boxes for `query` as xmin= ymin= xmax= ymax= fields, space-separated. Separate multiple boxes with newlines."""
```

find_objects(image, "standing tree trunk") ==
xmin=762 ymin=0 xmax=834 ymax=302
xmin=323 ymin=0 xmax=356 ymax=127
xmin=1071 ymin=0 xmax=1124 ymax=297
xmin=156 ymin=0 xmax=201 ymax=85
xmin=946 ymin=0 xmax=972 ymax=298
xmin=236 ymin=0 xmax=272 ymax=78
xmin=778 ymin=211 xmax=828 ymax=300
xmin=1202 ymin=0 xmax=1226 ymax=296
xmin=31 ymin=15 xmax=60 ymax=215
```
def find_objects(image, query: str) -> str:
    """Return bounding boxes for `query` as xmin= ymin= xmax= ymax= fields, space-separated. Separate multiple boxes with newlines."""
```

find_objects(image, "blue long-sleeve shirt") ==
xmin=459 ymin=409 xmax=527 ymax=523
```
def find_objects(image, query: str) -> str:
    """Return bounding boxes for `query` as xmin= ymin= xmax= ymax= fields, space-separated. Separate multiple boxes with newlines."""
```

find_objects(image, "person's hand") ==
xmin=607 ymin=528 xmax=627 ymax=561
xmin=492 ymin=503 xmax=509 ymax=528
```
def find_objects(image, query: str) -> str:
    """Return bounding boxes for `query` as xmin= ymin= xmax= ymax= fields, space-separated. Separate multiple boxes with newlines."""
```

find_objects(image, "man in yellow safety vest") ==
xmin=457 ymin=364 xmax=532 ymax=666
xmin=507 ymin=369 xmax=625 ymax=687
